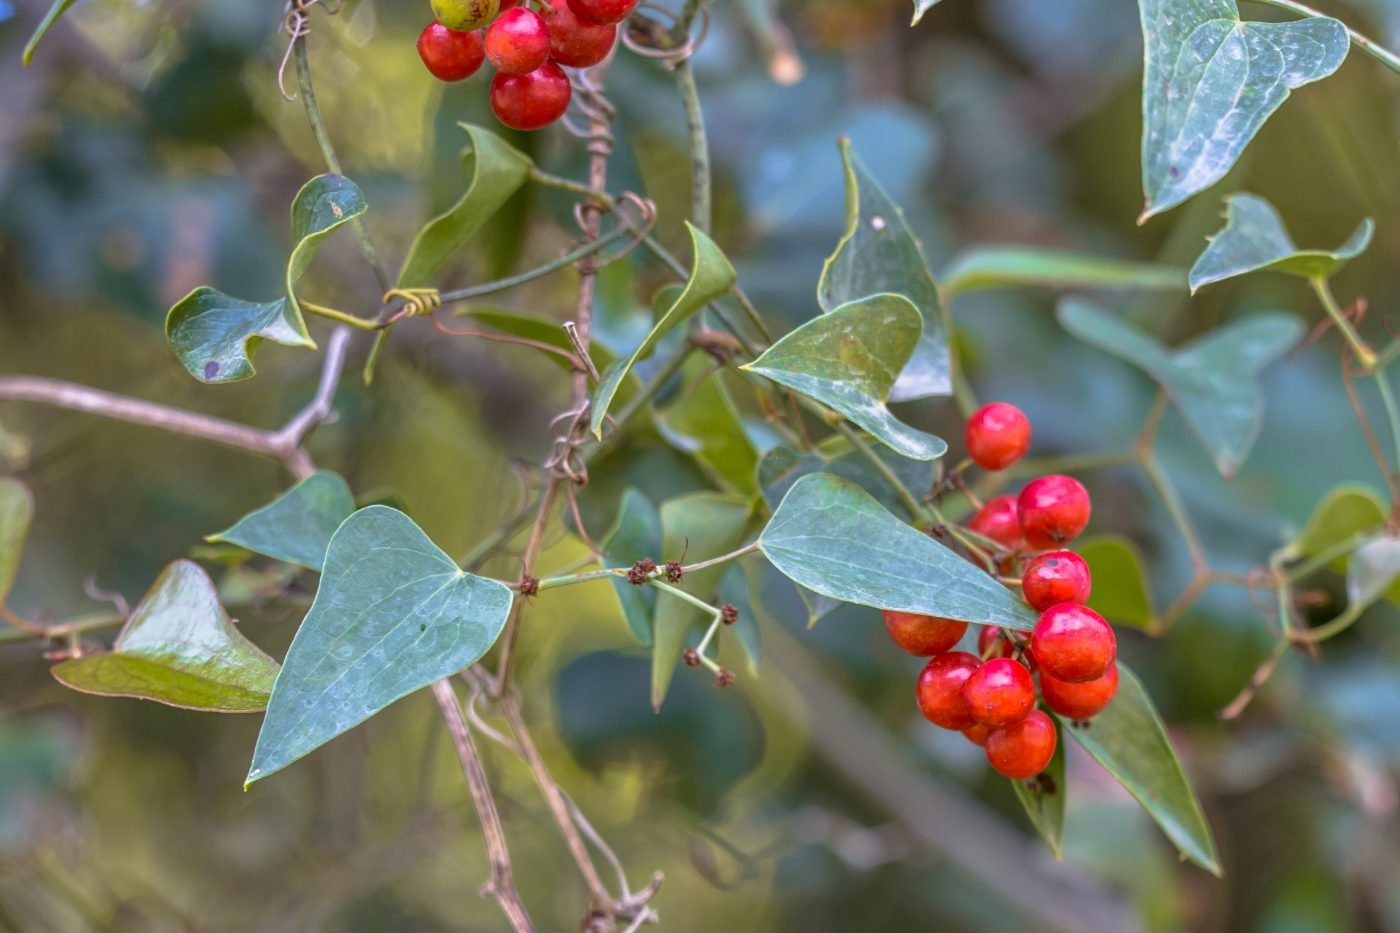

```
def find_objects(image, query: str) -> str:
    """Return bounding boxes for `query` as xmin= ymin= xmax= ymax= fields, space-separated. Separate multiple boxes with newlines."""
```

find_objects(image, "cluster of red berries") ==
xmin=884 ymin=403 xmax=1119 ymax=781
xmin=416 ymin=0 xmax=636 ymax=130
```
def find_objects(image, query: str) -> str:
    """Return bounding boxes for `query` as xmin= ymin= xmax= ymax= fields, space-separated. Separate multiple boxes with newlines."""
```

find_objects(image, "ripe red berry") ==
xmin=484 ymin=7 xmax=551 ymax=75
xmin=985 ymin=710 xmax=1057 ymax=779
xmin=567 ymin=0 xmax=638 ymax=25
xmin=962 ymin=658 xmax=1036 ymax=727
xmin=499 ymin=0 xmax=520 ymax=7
xmin=965 ymin=402 xmax=1031 ymax=471
xmin=542 ymin=3 xmax=617 ymax=68
xmin=1018 ymin=474 xmax=1091 ymax=551
xmin=1021 ymin=550 xmax=1092 ymax=612
xmin=490 ymin=61 xmax=572 ymax=131
xmin=1031 ymin=602 xmax=1116 ymax=683
xmin=417 ymin=23 xmax=486 ymax=82
xmin=962 ymin=723 xmax=992 ymax=746
xmin=968 ymin=495 xmax=1023 ymax=552
xmin=976 ymin=626 xmax=1037 ymax=672
xmin=1040 ymin=664 xmax=1119 ymax=720
xmin=915 ymin=652 xmax=981 ymax=731
xmin=883 ymin=610 xmax=968 ymax=657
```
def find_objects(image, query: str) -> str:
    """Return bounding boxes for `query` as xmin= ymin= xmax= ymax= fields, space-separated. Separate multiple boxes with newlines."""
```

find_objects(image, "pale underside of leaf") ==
xmin=1189 ymin=193 xmax=1372 ymax=291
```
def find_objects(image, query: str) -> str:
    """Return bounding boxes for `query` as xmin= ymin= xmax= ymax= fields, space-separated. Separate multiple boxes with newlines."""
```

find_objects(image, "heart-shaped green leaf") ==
xmin=742 ymin=294 xmax=948 ymax=461
xmin=942 ymin=247 xmax=1186 ymax=297
xmin=0 ymin=478 xmax=34 ymax=606
xmin=398 ymin=124 xmax=532 ymax=287
xmin=590 ymin=223 xmax=737 ymax=438
xmin=651 ymin=493 xmax=754 ymax=709
xmin=911 ymin=0 xmax=942 ymax=24
xmin=600 ymin=488 xmax=662 ymax=646
xmin=1346 ymin=536 xmax=1400 ymax=609
xmin=1190 ymin=194 xmax=1372 ymax=292
xmin=1139 ymin=0 xmax=1349 ymax=220
xmin=1077 ymin=535 xmax=1156 ymax=631
xmin=1011 ymin=733 xmax=1065 ymax=859
xmin=207 ymin=471 xmax=356 ymax=571
xmin=1060 ymin=664 xmax=1220 ymax=875
xmin=819 ymin=139 xmax=949 ymax=401
xmin=166 ymin=174 xmax=366 ymax=383
xmin=1058 ymin=298 xmax=1301 ymax=476
xmin=22 ymin=0 xmax=79 ymax=66
xmin=759 ymin=473 xmax=1037 ymax=630
xmin=50 ymin=560 xmax=280 ymax=712
xmin=247 ymin=506 xmax=512 ymax=783
xmin=657 ymin=367 xmax=759 ymax=496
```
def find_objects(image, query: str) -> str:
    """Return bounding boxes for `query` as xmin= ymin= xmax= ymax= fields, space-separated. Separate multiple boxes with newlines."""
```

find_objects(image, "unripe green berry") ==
xmin=432 ymin=0 xmax=500 ymax=32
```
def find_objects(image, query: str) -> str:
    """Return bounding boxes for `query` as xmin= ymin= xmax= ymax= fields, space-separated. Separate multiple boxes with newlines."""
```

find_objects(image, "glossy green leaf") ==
xmin=601 ymin=489 xmax=662 ymax=646
xmin=1346 ymin=536 xmax=1400 ymax=609
xmin=819 ymin=139 xmax=949 ymax=401
xmin=1190 ymin=194 xmax=1372 ymax=292
xmin=651 ymin=493 xmax=753 ymax=709
xmin=1294 ymin=485 xmax=1386 ymax=558
xmin=22 ymin=0 xmax=79 ymax=66
xmin=1139 ymin=0 xmax=1349 ymax=220
xmin=758 ymin=473 xmax=1037 ymax=630
xmin=207 ymin=472 xmax=356 ymax=571
xmin=590 ymin=223 xmax=737 ymax=438
xmin=247 ymin=507 xmax=513 ymax=784
xmin=50 ymin=560 xmax=279 ymax=713
xmin=1077 ymin=535 xmax=1155 ymax=630
xmin=398 ymin=124 xmax=532 ymax=287
xmin=911 ymin=0 xmax=942 ymax=25
xmin=1058 ymin=298 xmax=1301 ymax=476
xmin=165 ymin=175 xmax=365 ymax=383
xmin=1011 ymin=734 xmax=1065 ymax=859
xmin=0 ymin=478 xmax=34 ymax=605
xmin=742 ymin=295 xmax=948 ymax=461
xmin=1060 ymin=664 xmax=1220 ymax=875
xmin=942 ymin=247 xmax=1186 ymax=297
xmin=658 ymin=369 xmax=759 ymax=496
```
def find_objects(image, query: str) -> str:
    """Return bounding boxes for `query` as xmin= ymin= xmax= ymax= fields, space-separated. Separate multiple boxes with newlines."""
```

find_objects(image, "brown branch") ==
xmin=430 ymin=679 xmax=535 ymax=933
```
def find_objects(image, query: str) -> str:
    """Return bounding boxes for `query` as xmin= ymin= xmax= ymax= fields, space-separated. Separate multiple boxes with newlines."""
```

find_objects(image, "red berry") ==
xmin=1018 ymin=475 xmax=1091 ymax=551
xmin=490 ymin=62 xmax=572 ymax=131
xmin=965 ymin=402 xmax=1031 ymax=471
xmin=499 ymin=0 xmax=520 ymax=7
xmin=915 ymin=652 xmax=981 ymax=731
xmin=542 ymin=3 xmax=617 ymax=68
xmin=1031 ymin=602 xmax=1115 ymax=683
xmin=976 ymin=626 xmax=1037 ymax=672
xmin=962 ymin=658 xmax=1036 ymax=727
xmin=567 ymin=0 xmax=638 ymax=25
xmin=883 ymin=610 xmax=968 ymax=657
xmin=484 ymin=7 xmax=551 ymax=75
xmin=1041 ymin=664 xmax=1119 ymax=720
xmin=417 ymin=23 xmax=486 ymax=82
xmin=1021 ymin=550 xmax=1092 ymax=612
xmin=985 ymin=710 xmax=1057 ymax=779
xmin=968 ymin=495 xmax=1023 ymax=552
xmin=962 ymin=723 xmax=993 ymax=746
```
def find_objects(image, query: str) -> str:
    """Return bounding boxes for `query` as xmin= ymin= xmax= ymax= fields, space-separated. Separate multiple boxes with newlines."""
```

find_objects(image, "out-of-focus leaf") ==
xmin=1139 ymin=0 xmax=1348 ymax=220
xmin=1293 ymin=485 xmax=1387 ymax=558
xmin=658 ymin=370 xmax=759 ymax=496
xmin=717 ymin=564 xmax=762 ymax=676
xmin=247 ymin=507 xmax=513 ymax=784
xmin=22 ymin=0 xmax=79 ymax=66
xmin=942 ymin=246 xmax=1185 ymax=296
xmin=398 ymin=124 xmax=532 ymax=287
xmin=50 ymin=561 xmax=279 ymax=713
xmin=207 ymin=472 xmax=355 ymax=571
xmin=1058 ymin=298 xmax=1301 ymax=476
xmin=1077 ymin=535 xmax=1155 ymax=630
xmin=742 ymin=295 xmax=948 ymax=461
xmin=1061 ymin=664 xmax=1220 ymax=874
xmin=1189 ymin=194 xmax=1372 ymax=292
xmin=590 ymin=223 xmax=736 ymax=437
xmin=1346 ymin=535 xmax=1400 ymax=609
xmin=601 ymin=489 xmax=662 ymax=646
xmin=0 ymin=478 xmax=34 ymax=605
xmin=1011 ymin=734 xmax=1065 ymax=859
xmin=819 ymin=139 xmax=949 ymax=401
xmin=652 ymin=494 xmax=753 ymax=709
xmin=456 ymin=306 xmax=618 ymax=372
xmin=911 ymin=0 xmax=943 ymax=24
xmin=758 ymin=474 xmax=1036 ymax=630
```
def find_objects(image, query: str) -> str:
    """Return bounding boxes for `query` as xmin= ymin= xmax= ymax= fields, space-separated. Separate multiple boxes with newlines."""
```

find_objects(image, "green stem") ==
xmin=833 ymin=421 xmax=928 ymax=523
xmin=438 ymin=226 xmax=631 ymax=304
xmin=1309 ymin=276 xmax=1377 ymax=371
xmin=648 ymin=577 xmax=721 ymax=616
xmin=301 ymin=302 xmax=380 ymax=330
xmin=528 ymin=167 xmax=616 ymax=204
xmin=674 ymin=61 xmax=711 ymax=235
xmin=535 ymin=568 xmax=622 ymax=592
xmin=0 ymin=611 xmax=126 ymax=644
xmin=1248 ymin=0 xmax=1400 ymax=76
xmin=1373 ymin=363 xmax=1400 ymax=480
xmin=1296 ymin=600 xmax=1366 ymax=643
xmin=1284 ymin=531 xmax=1374 ymax=583
xmin=1141 ymin=452 xmax=1208 ymax=571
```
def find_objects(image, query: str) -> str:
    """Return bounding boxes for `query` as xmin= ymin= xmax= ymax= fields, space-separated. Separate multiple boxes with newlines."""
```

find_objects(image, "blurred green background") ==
xmin=3 ymin=0 xmax=1400 ymax=929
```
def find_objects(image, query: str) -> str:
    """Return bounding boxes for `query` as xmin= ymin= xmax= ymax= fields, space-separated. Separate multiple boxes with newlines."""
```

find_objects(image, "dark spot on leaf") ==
xmin=419 ymin=624 xmax=426 ymax=633
xmin=203 ymin=361 xmax=220 ymax=379
xmin=1168 ymin=165 xmax=1180 ymax=178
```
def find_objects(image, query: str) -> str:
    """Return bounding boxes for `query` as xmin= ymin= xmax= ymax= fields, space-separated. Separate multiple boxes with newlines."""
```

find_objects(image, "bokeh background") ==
xmin=4 ymin=0 xmax=1400 ymax=929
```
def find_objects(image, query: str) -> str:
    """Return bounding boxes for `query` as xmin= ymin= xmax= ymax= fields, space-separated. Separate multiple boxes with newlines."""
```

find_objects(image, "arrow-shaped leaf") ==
xmin=1058 ymin=298 xmax=1301 ymax=476
xmin=758 ymin=473 xmax=1037 ymax=631
xmin=208 ymin=471 xmax=356 ymax=571
xmin=819 ymin=138 xmax=950 ymax=401
xmin=742 ymin=294 xmax=948 ymax=461
xmin=50 ymin=560 xmax=280 ymax=713
xmin=247 ymin=507 xmax=512 ymax=784
xmin=1189 ymin=193 xmax=1372 ymax=291
xmin=911 ymin=0 xmax=942 ymax=25
xmin=1139 ymin=0 xmax=1349 ymax=220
